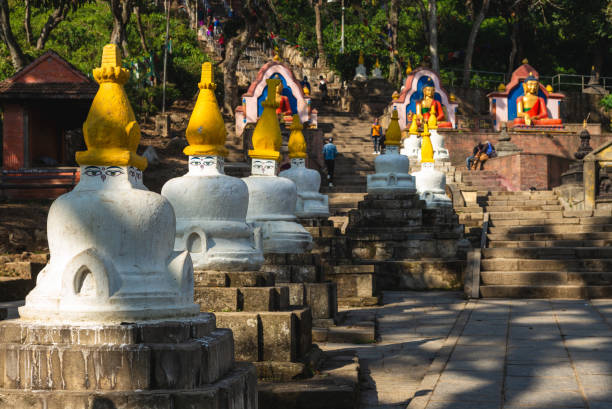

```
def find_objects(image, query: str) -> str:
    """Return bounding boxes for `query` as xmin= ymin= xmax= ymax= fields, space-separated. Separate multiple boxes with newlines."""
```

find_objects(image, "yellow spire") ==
xmin=358 ymin=51 xmax=364 ymax=65
xmin=545 ymin=84 xmax=553 ymax=92
xmin=273 ymin=46 xmax=281 ymax=62
xmin=408 ymin=117 xmax=418 ymax=134
xmin=184 ymin=62 xmax=228 ymax=157
xmin=288 ymin=114 xmax=307 ymax=159
xmin=421 ymin=123 xmax=434 ymax=163
xmin=77 ymin=44 xmax=147 ymax=170
xmin=386 ymin=110 xmax=401 ymax=146
xmin=375 ymin=58 xmax=380 ymax=68
xmin=498 ymin=83 xmax=506 ymax=92
xmin=522 ymin=58 xmax=529 ymax=64
xmin=427 ymin=105 xmax=438 ymax=130
xmin=249 ymin=78 xmax=282 ymax=161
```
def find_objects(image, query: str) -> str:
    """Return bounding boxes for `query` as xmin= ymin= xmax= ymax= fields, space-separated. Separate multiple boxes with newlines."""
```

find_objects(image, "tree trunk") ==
xmin=428 ymin=0 xmax=439 ymax=72
xmin=222 ymin=18 xmax=258 ymax=115
xmin=506 ymin=18 xmax=518 ymax=78
xmin=36 ymin=5 xmax=69 ymax=50
xmin=134 ymin=4 xmax=150 ymax=54
xmin=314 ymin=0 xmax=326 ymax=68
xmin=24 ymin=0 xmax=32 ymax=46
xmin=462 ymin=0 xmax=490 ymax=87
xmin=388 ymin=0 xmax=401 ymax=85
xmin=0 ymin=0 xmax=27 ymax=71
xmin=109 ymin=0 xmax=131 ymax=57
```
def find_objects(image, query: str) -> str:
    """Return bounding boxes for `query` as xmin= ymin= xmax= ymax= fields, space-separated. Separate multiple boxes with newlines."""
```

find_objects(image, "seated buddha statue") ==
xmin=416 ymin=85 xmax=452 ymax=128
xmin=274 ymin=82 xmax=293 ymax=117
xmin=513 ymin=73 xmax=562 ymax=127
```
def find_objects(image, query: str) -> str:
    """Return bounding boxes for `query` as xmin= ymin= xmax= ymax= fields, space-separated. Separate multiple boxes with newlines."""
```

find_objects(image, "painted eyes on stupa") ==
xmin=84 ymin=166 xmax=125 ymax=179
xmin=190 ymin=156 xmax=215 ymax=167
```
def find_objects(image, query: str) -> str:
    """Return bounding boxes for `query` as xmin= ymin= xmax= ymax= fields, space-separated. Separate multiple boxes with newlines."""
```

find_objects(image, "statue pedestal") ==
xmin=413 ymin=162 xmax=452 ymax=208
xmin=354 ymin=65 xmax=368 ymax=81
xmin=0 ymin=316 xmax=257 ymax=409
xmin=367 ymin=146 xmax=416 ymax=194
xmin=371 ymin=68 xmax=383 ymax=79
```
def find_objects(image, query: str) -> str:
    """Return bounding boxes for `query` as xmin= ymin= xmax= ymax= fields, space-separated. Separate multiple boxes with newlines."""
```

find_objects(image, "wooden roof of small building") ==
xmin=0 ymin=50 xmax=98 ymax=100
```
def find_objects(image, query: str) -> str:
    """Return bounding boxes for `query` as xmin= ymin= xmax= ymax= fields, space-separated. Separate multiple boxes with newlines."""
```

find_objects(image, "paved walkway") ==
xmin=322 ymin=292 xmax=612 ymax=409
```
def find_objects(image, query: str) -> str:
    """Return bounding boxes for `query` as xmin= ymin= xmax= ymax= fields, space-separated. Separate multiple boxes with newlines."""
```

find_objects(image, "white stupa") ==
xmin=162 ymin=63 xmax=264 ymax=271
xmin=354 ymin=51 xmax=368 ymax=81
xmin=400 ymin=117 xmax=421 ymax=160
xmin=279 ymin=115 xmax=329 ymax=218
xmin=371 ymin=58 xmax=383 ymax=79
xmin=19 ymin=45 xmax=199 ymax=322
xmin=367 ymin=109 xmax=416 ymax=194
xmin=242 ymin=78 xmax=313 ymax=253
xmin=413 ymin=115 xmax=452 ymax=208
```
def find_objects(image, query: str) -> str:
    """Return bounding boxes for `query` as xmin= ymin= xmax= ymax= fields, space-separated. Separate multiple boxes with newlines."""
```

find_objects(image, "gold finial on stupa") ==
xmin=522 ymin=58 xmax=529 ymax=64
xmin=546 ymin=84 xmax=553 ymax=92
xmin=449 ymin=93 xmax=457 ymax=103
xmin=184 ymin=62 xmax=228 ymax=157
xmin=408 ymin=117 xmax=418 ymax=134
xmin=386 ymin=110 xmax=401 ymax=146
xmin=249 ymin=78 xmax=282 ymax=161
xmin=288 ymin=114 xmax=307 ymax=159
xmin=421 ymin=123 xmax=434 ymax=163
xmin=406 ymin=59 xmax=412 ymax=75
xmin=427 ymin=105 xmax=438 ymax=130
xmin=392 ymin=91 xmax=399 ymax=100
xmin=273 ymin=46 xmax=281 ymax=62
xmin=77 ymin=44 xmax=147 ymax=170
xmin=375 ymin=58 xmax=380 ymax=68
xmin=498 ymin=83 xmax=506 ymax=92
xmin=358 ymin=51 xmax=364 ymax=65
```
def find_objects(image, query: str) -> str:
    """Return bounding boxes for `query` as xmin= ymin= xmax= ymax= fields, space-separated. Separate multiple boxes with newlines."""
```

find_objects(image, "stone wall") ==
xmin=484 ymin=153 xmax=573 ymax=191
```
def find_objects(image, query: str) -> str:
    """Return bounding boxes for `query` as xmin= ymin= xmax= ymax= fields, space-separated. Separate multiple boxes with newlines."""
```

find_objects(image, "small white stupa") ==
xmin=279 ymin=115 xmax=329 ymax=218
xmin=162 ymin=62 xmax=264 ymax=271
xmin=428 ymin=104 xmax=450 ymax=160
xmin=413 ymin=117 xmax=452 ymax=208
xmin=242 ymin=78 xmax=313 ymax=253
xmin=19 ymin=45 xmax=199 ymax=322
xmin=354 ymin=51 xmax=368 ymax=81
xmin=400 ymin=117 xmax=421 ymax=160
xmin=371 ymin=58 xmax=383 ymax=79
xmin=367 ymin=109 xmax=416 ymax=194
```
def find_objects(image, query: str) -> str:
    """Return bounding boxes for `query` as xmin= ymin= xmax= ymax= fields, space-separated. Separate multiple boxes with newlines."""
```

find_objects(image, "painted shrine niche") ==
xmin=488 ymin=62 xmax=564 ymax=131
xmin=391 ymin=68 xmax=458 ymax=130
xmin=235 ymin=59 xmax=316 ymax=136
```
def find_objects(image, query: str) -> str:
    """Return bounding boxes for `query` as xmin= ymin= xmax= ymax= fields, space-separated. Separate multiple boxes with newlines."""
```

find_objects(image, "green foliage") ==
xmin=125 ymin=82 xmax=180 ymax=118
xmin=600 ymin=94 xmax=612 ymax=110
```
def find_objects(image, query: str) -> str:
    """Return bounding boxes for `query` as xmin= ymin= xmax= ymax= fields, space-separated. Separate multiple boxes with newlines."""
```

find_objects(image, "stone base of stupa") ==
xmin=0 ymin=315 xmax=256 ymax=409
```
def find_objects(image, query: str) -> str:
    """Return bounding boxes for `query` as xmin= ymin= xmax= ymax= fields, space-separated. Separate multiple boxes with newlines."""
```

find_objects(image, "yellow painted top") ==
xmin=408 ymin=117 xmax=418 ymax=134
xmin=427 ymin=105 xmax=438 ymax=130
xmin=249 ymin=78 xmax=282 ymax=161
xmin=522 ymin=58 xmax=529 ymax=64
xmin=421 ymin=123 xmax=434 ymax=163
xmin=358 ymin=51 xmax=364 ymax=65
xmin=385 ymin=110 xmax=401 ymax=146
xmin=546 ymin=84 xmax=553 ymax=92
xmin=77 ymin=44 xmax=147 ymax=170
xmin=375 ymin=58 xmax=380 ymax=68
xmin=184 ymin=62 xmax=228 ymax=157
xmin=288 ymin=114 xmax=307 ymax=159
xmin=498 ymin=83 xmax=506 ymax=92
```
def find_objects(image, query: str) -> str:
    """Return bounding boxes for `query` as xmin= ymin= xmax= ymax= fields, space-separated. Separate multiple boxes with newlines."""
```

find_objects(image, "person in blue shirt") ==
xmin=322 ymin=138 xmax=338 ymax=187
xmin=471 ymin=141 xmax=496 ymax=170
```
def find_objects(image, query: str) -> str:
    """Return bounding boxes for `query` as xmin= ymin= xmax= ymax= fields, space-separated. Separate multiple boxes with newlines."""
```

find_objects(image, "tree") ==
xmin=313 ymin=0 xmax=326 ymax=68
xmin=388 ymin=0 xmax=401 ymax=85
xmin=0 ymin=0 xmax=28 ymax=71
xmin=462 ymin=0 xmax=490 ymax=86
xmin=428 ymin=0 xmax=439 ymax=72
xmin=108 ymin=0 xmax=133 ymax=57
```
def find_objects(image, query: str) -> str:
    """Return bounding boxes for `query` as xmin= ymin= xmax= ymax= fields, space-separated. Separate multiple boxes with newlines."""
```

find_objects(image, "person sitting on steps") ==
xmin=471 ymin=141 xmax=496 ymax=170
xmin=466 ymin=143 xmax=483 ymax=170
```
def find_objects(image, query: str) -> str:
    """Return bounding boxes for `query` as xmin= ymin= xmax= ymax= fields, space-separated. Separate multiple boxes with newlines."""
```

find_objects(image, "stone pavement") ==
xmin=320 ymin=291 xmax=469 ymax=409
xmin=321 ymin=292 xmax=612 ymax=409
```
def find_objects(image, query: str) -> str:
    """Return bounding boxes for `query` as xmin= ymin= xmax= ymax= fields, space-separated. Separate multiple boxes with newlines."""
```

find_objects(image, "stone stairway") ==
xmin=454 ymin=169 xmax=509 ymax=193
xmin=479 ymin=190 xmax=612 ymax=298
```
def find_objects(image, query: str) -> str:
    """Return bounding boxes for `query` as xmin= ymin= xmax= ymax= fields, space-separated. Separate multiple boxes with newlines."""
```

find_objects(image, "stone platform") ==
xmin=0 ymin=315 xmax=256 ymax=409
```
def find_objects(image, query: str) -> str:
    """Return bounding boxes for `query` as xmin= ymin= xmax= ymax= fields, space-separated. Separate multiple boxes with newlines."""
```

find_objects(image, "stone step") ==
xmin=488 ymin=223 xmax=612 ymax=234
xmin=487 ymin=231 xmax=612 ymax=241
xmin=481 ymin=258 xmax=612 ymax=272
xmin=488 ymin=210 xmax=563 ymax=220
xmin=481 ymin=271 xmax=612 ymax=286
xmin=489 ymin=239 xmax=612 ymax=248
xmin=488 ymin=191 xmax=556 ymax=197
xmin=489 ymin=218 xmax=578 ymax=226
xmin=482 ymin=247 xmax=612 ymax=260
xmin=480 ymin=285 xmax=612 ymax=298
xmin=484 ymin=205 xmax=564 ymax=212
xmin=480 ymin=199 xmax=559 ymax=207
